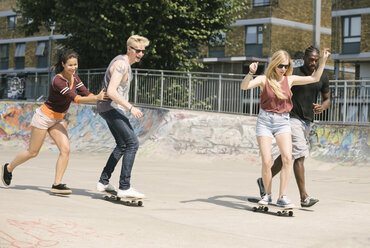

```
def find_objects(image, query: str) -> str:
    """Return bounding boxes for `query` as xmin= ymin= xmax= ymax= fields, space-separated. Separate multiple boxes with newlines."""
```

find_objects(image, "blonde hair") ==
xmin=265 ymin=50 xmax=293 ymax=99
xmin=127 ymin=35 xmax=150 ymax=48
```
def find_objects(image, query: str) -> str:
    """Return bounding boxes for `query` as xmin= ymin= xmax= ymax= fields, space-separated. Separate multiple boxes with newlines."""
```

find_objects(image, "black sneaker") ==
xmin=257 ymin=177 xmax=266 ymax=197
xmin=1 ymin=163 xmax=12 ymax=187
xmin=301 ymin=197 xmax=319 ymax=207
xmin=51 ymin=184 xmax=72 ymax=194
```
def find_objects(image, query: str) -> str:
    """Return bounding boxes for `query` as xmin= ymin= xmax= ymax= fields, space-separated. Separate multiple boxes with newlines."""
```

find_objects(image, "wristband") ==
xmin=248 ymin=72 xmax=254 ymax=75
xmin=129 ymin=106 xmax=133 ymax=111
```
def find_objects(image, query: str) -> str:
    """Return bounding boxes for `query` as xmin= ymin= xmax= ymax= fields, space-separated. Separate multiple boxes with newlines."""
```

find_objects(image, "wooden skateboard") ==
xmin=248 ymin=198 xmax=296 ymax=216
xmin=102 ymin=190 xmax=144 ymax=206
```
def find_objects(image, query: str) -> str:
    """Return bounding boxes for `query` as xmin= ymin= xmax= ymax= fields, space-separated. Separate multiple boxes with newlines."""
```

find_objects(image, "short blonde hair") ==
xmin=127 ymin=35 xmax=150 ymax=48
xmin=265 ymin=50 xmax=293 ymax=99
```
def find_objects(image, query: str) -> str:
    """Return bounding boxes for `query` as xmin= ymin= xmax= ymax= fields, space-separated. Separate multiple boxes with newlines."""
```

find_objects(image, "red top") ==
xmin=260 ymin=76 xmax=293 ymax=114
xmin=41 ymin=74 xmax=92 ymax=119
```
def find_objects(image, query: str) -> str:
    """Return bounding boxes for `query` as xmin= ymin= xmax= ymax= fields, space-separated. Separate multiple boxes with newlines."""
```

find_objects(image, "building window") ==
xmin=0 ymin=44 xmax=9 ymax=69
xmin=36 ymin=41 xmax=48 ymax=68
xmin=8 ymin=16 xmax=17 ymax=31
xmin=342 ymin=16 xmax=361 ymax=54
xmin=253 ymin=0 xmax=270 ymax=7
xmin=209 ymin=32 xmax=226 ymax=57
xmin=245 ymin=25 xmax=263 ymax=57
xmin=14 ymin=43 xmax=26 ymax=69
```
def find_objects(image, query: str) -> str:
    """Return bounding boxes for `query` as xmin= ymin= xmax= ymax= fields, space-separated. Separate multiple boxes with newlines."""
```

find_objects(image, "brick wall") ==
xmin=225 ymin=26 xmax=245 ymax=57
xmin=224 ymin=0 xmax=332 ymax=59
xmin=332 ymin=0 xmax=370 ymax=10
xmin=361 ymin=14 xmax=370 ymax=52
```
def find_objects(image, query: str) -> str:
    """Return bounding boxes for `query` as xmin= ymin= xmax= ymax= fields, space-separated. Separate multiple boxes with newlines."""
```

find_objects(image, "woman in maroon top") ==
xmin=1 ymin=50 xmax=105 ymax=194
xmin=241 ymin=49 xmax=330 ymax=207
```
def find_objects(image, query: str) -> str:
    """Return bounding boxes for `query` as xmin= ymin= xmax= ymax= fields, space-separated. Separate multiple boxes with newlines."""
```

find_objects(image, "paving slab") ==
xmin=0 ymin=149 xmax=369 ymax=248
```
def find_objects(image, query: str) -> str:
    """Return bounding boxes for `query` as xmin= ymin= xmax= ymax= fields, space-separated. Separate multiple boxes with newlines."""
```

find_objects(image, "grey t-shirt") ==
xmin=97 ymin=55 xmax=132 ymax=113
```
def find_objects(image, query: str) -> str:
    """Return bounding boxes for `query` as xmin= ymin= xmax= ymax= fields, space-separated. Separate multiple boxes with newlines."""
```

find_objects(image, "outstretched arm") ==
xmin=290 ymin=48 xmax=330 ymax=87
xmin=76 ymin=90 xmax=106 ymax=103
xmin=241 ymin=62 xmax=265 ymax=90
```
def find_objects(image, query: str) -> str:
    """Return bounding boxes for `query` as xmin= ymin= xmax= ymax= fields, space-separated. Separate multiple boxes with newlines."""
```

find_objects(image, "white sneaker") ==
xmin=117 ymin=187 xmax=145 ymax=199
xmin=96 ymin=182 xmax=116 ymax=192
xmin=276 ymin=195 xmax=295 ymax=208
xmin=258 ymin=194 xmax=272 ymax=205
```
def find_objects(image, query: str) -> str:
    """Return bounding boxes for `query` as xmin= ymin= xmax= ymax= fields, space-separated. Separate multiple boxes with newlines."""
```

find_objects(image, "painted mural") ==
xmin=310 ymin=124 xmax=369 ymax=166
xmin=0 ymin=101 xmax=368 ymax=166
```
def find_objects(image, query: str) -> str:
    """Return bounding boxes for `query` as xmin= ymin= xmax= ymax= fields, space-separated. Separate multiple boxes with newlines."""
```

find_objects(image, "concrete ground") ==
xmin=0 ymin=148 xmax=369 ymax=248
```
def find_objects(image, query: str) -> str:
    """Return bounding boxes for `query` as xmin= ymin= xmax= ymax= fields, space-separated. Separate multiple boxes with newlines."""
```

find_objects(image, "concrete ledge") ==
xmin=0 ymin=101 xmax=368 ymax=166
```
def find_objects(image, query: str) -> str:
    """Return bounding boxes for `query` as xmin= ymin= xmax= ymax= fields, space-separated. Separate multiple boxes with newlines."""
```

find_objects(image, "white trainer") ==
xmin=96 ymin=182 xmax=116 ymax=192
xmin=117 ymin=187 xmax=145 ymax=199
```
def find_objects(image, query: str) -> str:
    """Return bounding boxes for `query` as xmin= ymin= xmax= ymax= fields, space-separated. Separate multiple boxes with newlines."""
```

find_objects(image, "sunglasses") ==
xmin=277 ymin=64 xmax=290 ymax=69
xmin=130 ymin=46 xmax=145 ymax=54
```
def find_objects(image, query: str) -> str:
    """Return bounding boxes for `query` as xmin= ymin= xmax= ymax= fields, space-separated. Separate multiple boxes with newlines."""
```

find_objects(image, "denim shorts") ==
xmin=256 ymin=109 xmax=291 ymax=138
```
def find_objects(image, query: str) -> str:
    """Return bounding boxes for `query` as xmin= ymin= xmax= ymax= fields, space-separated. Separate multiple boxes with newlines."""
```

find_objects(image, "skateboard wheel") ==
xmin=277 ymin=211 xmax=282 ymax=216
xmin=104 ymin=196 xmax=109 ymax=200
xmin=263 ymin=207 xmax=268 ymax=212
xmin=289 ymin=211 xmax=293 ymax=217
xmin=116 ymin=197 xmax=121 ymax=201
xmin=138 ymin=201 xmax=143 ymax=206
xmin=252 ymin=207 xmax=257 ymax=212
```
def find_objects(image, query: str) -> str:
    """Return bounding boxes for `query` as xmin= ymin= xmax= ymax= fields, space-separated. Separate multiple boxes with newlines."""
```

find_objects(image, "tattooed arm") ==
xmin=106 ymin=59 xmax=143 ymax=118
xmin=106 ymin=60 xmax=132 ymax=109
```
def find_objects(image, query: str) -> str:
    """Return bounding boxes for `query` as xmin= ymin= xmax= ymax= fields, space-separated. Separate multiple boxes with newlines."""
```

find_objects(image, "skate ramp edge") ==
xmin=0 ymin=101 xmax=368 ymax=166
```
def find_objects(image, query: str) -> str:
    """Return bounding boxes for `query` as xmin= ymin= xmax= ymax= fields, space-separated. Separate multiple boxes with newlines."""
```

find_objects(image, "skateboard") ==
xmin=248 ymin=198 xmax=296 ymax=216
xmin=102 ymin=190 xmax=144 ymax=206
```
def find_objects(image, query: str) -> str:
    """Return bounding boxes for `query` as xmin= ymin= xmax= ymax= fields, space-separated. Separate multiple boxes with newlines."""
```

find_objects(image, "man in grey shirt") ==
xmin=96 ymin=35 xmax=149 ymax=198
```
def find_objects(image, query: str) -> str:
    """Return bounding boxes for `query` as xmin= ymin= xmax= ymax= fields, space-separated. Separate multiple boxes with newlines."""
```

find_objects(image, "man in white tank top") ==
xmin=96 ymin=35 xmax=149 ymax=199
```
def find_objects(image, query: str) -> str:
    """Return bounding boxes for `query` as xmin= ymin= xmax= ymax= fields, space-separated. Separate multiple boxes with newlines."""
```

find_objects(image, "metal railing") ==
xmin=1 ymin=69 xmax=369 ymax=124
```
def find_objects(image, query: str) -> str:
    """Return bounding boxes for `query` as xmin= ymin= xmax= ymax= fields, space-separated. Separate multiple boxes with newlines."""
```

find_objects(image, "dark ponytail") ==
xmin=54 ymin=49 xmax=79 ymax=74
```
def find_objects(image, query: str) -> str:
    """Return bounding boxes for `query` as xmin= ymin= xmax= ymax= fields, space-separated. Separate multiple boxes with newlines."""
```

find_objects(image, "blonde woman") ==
xmin=241 ymin=49 xmax=330 ymax=207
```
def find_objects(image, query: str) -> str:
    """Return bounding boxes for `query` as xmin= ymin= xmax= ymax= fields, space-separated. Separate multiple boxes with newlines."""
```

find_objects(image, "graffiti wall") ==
xmin=7 ymin=77 xmax=26 ymax=100
xmin=310 ymin=124 xmax=369 ymax=166
xmin=0 ymin=101 xmax=368 ymax=166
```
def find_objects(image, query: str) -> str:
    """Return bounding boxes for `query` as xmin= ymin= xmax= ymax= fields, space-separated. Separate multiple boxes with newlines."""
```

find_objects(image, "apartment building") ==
xmin=199 ymin=0 xmax=333 ymax=75
xmin=0 ymin=0 xmax=66 ymax=99
xmin=331 ymin=0 xmax=370 ymax=79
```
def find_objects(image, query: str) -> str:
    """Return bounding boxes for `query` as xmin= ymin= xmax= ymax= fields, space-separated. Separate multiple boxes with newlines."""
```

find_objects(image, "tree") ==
xmin=16 ymin=0 xmax=247 ymax=70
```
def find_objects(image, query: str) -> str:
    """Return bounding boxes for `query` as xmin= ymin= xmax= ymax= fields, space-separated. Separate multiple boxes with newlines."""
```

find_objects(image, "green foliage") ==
xmin=16 ymin=0 xmax=248 ymax=70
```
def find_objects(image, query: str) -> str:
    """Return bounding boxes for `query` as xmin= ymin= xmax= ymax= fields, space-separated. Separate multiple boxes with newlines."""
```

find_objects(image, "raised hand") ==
xmin=249 ymin=62 xmax=259 ymax=74
xmin=322 ymin=48 xmax=330 ymax=61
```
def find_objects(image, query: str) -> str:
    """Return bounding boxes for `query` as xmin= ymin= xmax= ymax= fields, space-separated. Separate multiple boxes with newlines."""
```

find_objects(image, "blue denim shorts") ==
xmin=256 ymin=109 xmax=291 ymax=138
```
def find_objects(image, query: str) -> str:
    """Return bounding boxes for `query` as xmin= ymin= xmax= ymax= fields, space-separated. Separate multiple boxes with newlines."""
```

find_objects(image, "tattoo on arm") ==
xmin=116 ymin=65 xmax=127 ymax=75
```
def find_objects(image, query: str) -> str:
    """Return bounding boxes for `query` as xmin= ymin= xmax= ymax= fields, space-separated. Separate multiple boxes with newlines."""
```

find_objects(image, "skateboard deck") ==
xmin=248 ymin=198 xmax=297 ymax=216
xmin=102 ymin=190 xmax=144 ymax=206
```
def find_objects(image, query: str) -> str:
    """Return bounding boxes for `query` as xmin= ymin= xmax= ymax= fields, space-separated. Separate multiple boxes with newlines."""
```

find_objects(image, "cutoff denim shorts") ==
xmin=256 ymin=109 xmax=291 ymax=138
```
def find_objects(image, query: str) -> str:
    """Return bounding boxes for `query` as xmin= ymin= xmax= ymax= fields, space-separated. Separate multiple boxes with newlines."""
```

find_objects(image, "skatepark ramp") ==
xmin=0 ymin=101 xmax=368 ymax=166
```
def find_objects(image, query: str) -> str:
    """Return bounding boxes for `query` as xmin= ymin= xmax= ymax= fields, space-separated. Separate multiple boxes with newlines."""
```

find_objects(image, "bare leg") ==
xmin=275 ymin=132 xmax=293 ymax=198
xmin=257 ymin=136 xmax=273 ymax=194
xmin=7 ymin=127 xmax=48 ymax=172
xmin=48 ymin=121 xmax=70 ymax=185
xmin=293 ymin=157 xmax=308 ymax=201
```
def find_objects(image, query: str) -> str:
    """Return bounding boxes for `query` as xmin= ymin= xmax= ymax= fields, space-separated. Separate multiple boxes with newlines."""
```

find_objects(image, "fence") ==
xmin=1 ymin=69 xmax=369 ymax=124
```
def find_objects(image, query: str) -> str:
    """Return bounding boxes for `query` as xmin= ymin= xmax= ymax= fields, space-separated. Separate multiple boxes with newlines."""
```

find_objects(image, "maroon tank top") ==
xmin=260 ymin=76 xmax=293 ymax=113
